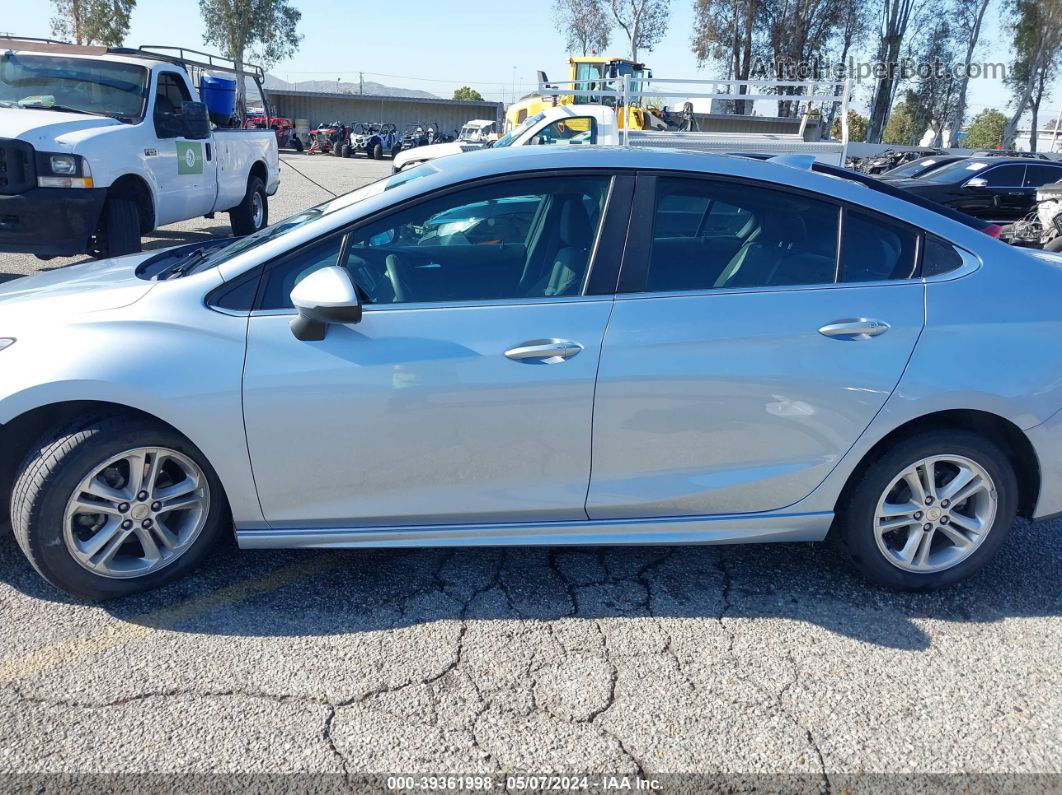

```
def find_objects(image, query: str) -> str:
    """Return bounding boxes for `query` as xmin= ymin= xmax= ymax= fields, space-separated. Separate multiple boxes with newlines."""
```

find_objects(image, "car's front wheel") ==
xmin=10 ymin=415 xmax=228 ymax=600
xmin=836 ymin=430 xmax=1017 ymax=590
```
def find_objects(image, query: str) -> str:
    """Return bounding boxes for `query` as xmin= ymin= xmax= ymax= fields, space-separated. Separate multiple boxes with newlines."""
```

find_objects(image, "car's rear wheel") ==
xmin=836 ymin=430 xmax=1017 ymax=590
xmin=10 ymin=415 xmax=228 ymax=600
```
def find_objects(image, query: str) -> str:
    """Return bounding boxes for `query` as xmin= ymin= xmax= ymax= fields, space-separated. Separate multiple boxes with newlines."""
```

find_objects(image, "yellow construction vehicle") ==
xmin=505 ymin=56 xmax=651 ymax=132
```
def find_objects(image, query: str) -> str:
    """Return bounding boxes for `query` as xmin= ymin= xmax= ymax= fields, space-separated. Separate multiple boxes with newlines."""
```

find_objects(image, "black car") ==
xmin=879 ymin=154 xmax=966 ymax=180
xmin=886 ymin=157 xmax=1062 ymax=223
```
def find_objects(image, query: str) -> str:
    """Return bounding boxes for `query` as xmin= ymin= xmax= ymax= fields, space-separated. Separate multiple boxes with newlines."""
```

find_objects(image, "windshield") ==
xmin=0 ymin=53 xmax=147 ymax=120
xmin=171 ymin=163 xmax=440 ymax=276
xmin=495 ymin=112 xmax=545 ymax=148
xmin=884 ymin=158 xmax=943 ymax=178
xmin=918 ymin=159 xmax=989 ymax=184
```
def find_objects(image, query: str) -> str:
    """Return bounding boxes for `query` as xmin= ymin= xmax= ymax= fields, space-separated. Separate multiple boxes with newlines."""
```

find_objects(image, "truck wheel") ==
xmin=333 ymin=143 xmax=344 ymax=158
xmin=372 ymin=143 xmax=383 ymax=160
xmin=390 ymin=145 xmax=402 ymax=159
xmin=99 ymin=198 xmax=141 ymax=259
xmin=1044 ymin=237 xmax=1062 ymax=253
xmin=229 ymin=176 xmax=268 ymax=236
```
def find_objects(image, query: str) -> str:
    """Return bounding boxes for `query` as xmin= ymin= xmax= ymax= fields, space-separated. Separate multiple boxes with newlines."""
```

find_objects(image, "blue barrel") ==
xmin=199 ymin=75 xmax=237 ymax=117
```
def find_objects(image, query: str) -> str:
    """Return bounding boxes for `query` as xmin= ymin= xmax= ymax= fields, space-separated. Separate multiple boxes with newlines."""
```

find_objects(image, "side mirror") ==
xmin=964 ymin=177 xmax=989 ymax=189
xmin=529 ymin=135 xmax=543 ymax=145
xmin=289 ymin=266 xmax=362 ymax=341
xmin=181 ymin=101 xmax=211 ymax=139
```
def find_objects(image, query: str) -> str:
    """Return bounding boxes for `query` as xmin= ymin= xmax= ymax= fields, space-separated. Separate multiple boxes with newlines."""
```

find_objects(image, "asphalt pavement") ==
xmin=0 ymin=153 xmax=1059 ymax=791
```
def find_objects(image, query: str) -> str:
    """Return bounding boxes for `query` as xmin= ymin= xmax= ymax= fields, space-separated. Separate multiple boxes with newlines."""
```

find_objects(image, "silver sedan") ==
xmin=2 ymin=146 xmax=1061 ymax=599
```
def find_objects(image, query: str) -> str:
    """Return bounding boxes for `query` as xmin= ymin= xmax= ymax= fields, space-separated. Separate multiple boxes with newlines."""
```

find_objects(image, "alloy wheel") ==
xmin=873 ymin=454 xmax=997 ymax=573
xmin=63 ymin=447 xmax=210 ymax=579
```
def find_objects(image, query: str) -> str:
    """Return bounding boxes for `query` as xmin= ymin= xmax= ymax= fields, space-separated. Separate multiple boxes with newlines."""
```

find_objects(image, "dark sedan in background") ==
xmin=885 ymin=157 xmax=1062 ymax=223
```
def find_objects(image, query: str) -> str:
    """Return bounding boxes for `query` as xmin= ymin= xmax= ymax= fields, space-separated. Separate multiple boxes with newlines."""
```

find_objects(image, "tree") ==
xmin=609 ymin=0 xmax=670 ymax=62
xmin=908 ymin=17 xmax=959 ymax=146
xmin=946 ymin=0 xmax=992 ymax=144
xmin=831 ymin=109 xmax=869 ymax=141
xmin=882 ymin=91 xmax=920 ymax=144
xmin=866 ymin=0 xmax=917 ymax=143
xmin=962 ymin=107 xmax=1008 ymax=148
xmin=820 ymin=0 xmax=871 ymax=138
xmin=760 ymin=0 xmax=851 ymax=117
xmin=1003 ymin=0 xmax=1062 ymax=149
xmin=50 ymin=0 xmax=135 ymax=46
xmin=453 ymin=86 xmax=484 ymax=102
xmin=553 ymin=0 xmax=612 ymax=55
xmin=199 ymin=0 xmax=302 ymax=112
xmin=691 ymin=0 xmax=761 ymax=113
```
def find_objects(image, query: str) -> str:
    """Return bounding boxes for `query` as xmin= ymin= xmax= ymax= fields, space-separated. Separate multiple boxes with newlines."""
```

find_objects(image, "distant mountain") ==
xmin=258 ymin=74 xmax=438 ymax=99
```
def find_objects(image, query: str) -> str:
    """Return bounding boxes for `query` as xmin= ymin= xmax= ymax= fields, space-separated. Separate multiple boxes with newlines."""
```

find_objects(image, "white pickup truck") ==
xmin=394 ymin=100 xmax=848 ymax=173
xmin=0 ymin=37 xmax=280 ymax=258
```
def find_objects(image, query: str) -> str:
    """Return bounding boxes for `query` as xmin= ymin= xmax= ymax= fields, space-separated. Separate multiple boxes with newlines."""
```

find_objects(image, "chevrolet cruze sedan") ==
xmin=2 ymin=147 xmax=1061 ymax=599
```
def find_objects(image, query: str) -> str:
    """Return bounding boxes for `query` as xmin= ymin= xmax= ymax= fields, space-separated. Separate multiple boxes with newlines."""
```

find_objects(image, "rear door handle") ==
xmin=818 ymin=319 xmax=890 ymax=339
xmin=505 ymin=339 xmax=584 ymax=363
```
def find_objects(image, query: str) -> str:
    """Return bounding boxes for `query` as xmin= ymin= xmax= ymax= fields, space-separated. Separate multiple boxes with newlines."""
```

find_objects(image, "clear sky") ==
xmin=3 ymin=0 xmax=1058 ymax=125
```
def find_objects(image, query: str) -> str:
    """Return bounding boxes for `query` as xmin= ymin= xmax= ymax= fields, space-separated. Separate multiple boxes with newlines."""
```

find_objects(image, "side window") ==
xmin=258 ymin=176 xmax=611 ymax=309
xmin=921 ymin=235 xmax=966 ymax=277
xmin=155 ymin=73 xmax=191 ymax=114
xmin=839 ymin=209 xmax=919 ymax=282
xmin=646 ymin=177 xmax=839 ymax=292
xmin=980 ymin=165 xmax=1026 ymax=187
xmin=154 ymin=72 xmax=192 ymax=138
xmin=259 ymin=235 xmax=345 ymax=310
xmin=1023 ymin=164 xmax=1062 ymax=188
xmin=534 ymin=117 xmax=597 ymax=146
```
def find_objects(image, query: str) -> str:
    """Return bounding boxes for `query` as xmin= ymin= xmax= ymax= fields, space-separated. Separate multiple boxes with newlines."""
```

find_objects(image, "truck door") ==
xmin=145 ymin=70 xmax=218 ymax=226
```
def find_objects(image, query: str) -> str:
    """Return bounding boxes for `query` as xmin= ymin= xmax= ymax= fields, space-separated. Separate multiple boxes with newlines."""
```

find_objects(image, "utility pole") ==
xmin=359 ymin=72 xmax=364 ymax=95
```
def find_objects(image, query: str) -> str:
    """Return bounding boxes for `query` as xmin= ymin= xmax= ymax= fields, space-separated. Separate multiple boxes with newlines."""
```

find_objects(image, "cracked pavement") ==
xmin=0 ymin=515 xmax=1059 ymax=785
xmin=0 ymin=158 xmax=1059 ymax=788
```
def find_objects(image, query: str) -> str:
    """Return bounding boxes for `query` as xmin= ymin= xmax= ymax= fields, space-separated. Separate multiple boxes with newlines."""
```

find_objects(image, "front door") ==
xmin=145 ymin=71 xmax=218 ymax=226
xmin=243 ymin=173 xmax=623 ymax=528
xmin=587 ymin=175 xmax=926 ymax=518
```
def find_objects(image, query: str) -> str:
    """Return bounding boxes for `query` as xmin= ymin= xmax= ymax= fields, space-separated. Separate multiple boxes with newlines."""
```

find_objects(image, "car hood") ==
xmin=0 ymin=108 xmax=122 ymax=149
xmin=0 ymin=252 xmax=157 ymax=322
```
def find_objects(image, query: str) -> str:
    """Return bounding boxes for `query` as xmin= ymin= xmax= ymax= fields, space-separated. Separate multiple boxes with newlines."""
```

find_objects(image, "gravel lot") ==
xmin=0 ymin=154 xmax=1059 ymax=791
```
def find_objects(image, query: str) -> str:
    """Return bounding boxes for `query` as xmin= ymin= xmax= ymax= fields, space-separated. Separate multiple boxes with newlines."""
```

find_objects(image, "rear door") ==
xmin=587 ymin=175 xmax=925 ymax=519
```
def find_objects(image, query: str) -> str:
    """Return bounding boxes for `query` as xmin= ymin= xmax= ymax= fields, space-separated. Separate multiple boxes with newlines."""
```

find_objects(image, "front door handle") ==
xmin=505 ymin=339 xmax=584 ymax=363
xmin=818 ymin=319 xmax=890 ymax=339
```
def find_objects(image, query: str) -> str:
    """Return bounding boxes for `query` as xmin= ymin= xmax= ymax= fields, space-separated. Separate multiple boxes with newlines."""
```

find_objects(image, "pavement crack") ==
xmin=322 ymin=704 xmax=352 ymax=782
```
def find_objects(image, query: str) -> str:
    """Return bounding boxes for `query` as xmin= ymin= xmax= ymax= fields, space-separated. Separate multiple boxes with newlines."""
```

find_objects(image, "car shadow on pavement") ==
xmin=0 ymin=272 xmax=21 ymax=284
xmin=1 ymin=516 xmax=1058 ymax=651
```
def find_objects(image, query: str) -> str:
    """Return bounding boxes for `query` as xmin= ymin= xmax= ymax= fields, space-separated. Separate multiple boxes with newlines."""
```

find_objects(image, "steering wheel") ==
xmin=384 ymin=254 xmax=409 ymax=303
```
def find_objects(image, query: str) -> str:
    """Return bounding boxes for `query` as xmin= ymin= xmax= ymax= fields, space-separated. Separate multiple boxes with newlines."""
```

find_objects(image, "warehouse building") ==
xmin=267 ymin=88 xmax=503 ymax=140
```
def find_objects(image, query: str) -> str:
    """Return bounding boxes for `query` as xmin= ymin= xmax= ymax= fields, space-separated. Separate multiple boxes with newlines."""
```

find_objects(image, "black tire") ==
xmin=334 ymin=142 xmax=345 ymax=158
xmin=228 ymin=176 xmax=268 ymax=236
xmin=835 ymin=430 xmax=1018 ymax=590
xmin=293 ymin=136 xmax=304 ymax=152
xmin=1044 ymin=237 xmax=1062 ymax=253
xmin=10 ymin=414 xmax=229 ymax=600
xmin=372 ymin=143 xmax=383 ymax=160
xmin=99 ymin=197 xmax=141 ymax=258
xmin=390 ymin=145 xmax=402 ymax=159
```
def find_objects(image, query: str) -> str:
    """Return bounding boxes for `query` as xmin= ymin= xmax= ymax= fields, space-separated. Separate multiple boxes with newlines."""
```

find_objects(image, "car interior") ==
xmin=260 ymin=176 xmax=611 ymax=308
xmin=647 ymin=180 xmax=842 ymax=291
